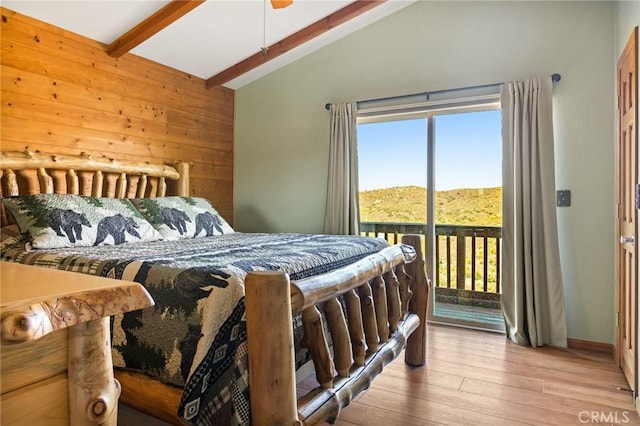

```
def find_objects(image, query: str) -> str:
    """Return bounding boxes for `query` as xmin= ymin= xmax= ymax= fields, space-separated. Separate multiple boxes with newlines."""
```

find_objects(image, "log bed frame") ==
xmin=0 ymin=150 xmax=429 ymax=425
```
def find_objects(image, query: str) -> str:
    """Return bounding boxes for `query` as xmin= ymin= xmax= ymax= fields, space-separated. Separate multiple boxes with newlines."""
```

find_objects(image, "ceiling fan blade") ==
xmin=271 ymin=0 xmax=293 ymax=9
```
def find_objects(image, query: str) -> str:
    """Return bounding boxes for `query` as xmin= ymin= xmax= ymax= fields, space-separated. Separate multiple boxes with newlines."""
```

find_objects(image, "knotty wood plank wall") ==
xmin=0 ymin=8 xmax=234 ymax=223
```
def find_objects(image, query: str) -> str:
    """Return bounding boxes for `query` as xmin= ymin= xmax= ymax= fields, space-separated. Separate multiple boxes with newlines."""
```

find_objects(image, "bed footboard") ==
xmin=115 ymin=235 xmax=429 ymax=425
xmin=245 ymin=235 xmax=429 ymax=425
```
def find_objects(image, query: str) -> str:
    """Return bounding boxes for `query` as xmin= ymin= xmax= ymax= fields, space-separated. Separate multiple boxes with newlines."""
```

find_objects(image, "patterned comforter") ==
xmin=0 ymin=227 xmax=404 ymax=425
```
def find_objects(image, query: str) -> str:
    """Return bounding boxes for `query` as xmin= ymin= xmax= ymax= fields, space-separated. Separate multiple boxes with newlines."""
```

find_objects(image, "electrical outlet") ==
xmin=556 ymin=190 xmax=571 ymax=207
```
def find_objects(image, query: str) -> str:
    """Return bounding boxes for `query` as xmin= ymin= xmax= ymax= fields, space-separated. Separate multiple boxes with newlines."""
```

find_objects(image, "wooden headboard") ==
xmin=0 ymin=150 xmax=190 ymax=225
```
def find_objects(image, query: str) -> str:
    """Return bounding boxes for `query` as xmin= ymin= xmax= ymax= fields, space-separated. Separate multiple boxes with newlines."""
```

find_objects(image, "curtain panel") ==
xmin=501 ymin=77 xmax=567 ymax=348
xmin=323 ymin=102 xmax=360 ymax=235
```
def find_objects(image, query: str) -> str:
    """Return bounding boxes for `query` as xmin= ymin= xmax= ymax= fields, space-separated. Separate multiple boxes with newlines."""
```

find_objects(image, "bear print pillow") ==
xmin=1 ymin=194 xmax=163 ymax=249
xmin=131 ymin=196 xmax=234 ymax=240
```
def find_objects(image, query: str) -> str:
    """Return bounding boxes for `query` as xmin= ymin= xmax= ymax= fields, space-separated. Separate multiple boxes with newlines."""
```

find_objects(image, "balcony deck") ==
xmin=434 ymin=301 xmax=504 ymax=330
xmin=361 ymin=221 xmax=504 ymax=329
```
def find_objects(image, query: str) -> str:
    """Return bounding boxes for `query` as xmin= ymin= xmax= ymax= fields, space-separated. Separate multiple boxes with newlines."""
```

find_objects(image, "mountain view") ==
xmin=359 ymin=186 xmax=502 ymax=226
xmin=359 ymin=185 xmax=502 ymax=294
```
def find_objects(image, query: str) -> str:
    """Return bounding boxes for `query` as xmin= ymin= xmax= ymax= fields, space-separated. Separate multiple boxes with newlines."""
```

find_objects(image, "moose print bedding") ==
xmin=0 ymin=226 xmax=394 ymax=425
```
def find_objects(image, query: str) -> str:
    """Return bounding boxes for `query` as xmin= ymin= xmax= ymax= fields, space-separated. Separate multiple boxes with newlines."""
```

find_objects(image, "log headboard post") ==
xmin=174 ymin=162 xmax=190 ymax=197
xmin=0 ymin=151 xmax=190 ymax=227
xmin=0 ymin=151 xmax=189 ymax=198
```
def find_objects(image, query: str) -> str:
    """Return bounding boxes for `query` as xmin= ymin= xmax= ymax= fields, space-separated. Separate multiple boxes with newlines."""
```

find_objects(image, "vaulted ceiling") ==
xmin=2 ymin=0 xmax=416 ymax=89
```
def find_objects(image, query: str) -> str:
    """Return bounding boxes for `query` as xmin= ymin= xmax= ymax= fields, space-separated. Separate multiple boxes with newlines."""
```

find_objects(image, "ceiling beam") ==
xmin=206 ymin=0 xmax=387 ymax=88
xmin=107 ymin=0 xmax=205 ymax=58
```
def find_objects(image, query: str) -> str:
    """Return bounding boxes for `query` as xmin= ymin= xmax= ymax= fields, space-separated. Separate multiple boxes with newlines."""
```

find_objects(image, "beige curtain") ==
xmin=501 ymin=77 xmax=567 ymax=348
xmin=323 ymin=102 xmax=360 ymax=235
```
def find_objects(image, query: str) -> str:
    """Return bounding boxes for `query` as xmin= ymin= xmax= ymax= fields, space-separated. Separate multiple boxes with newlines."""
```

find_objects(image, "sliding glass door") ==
xmin=358 ymin=96 xmax=504 ymax=331
xmin=430 ymin=109 xmax=504 ymax=331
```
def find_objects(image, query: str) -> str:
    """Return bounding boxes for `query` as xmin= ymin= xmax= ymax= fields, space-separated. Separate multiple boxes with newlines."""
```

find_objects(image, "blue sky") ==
xmin=357 ymin=109 xmax=502 ymax=191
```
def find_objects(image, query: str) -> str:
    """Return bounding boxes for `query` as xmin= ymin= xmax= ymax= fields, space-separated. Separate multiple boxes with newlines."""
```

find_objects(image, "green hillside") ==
xmin=359 ymin=186 xmax=502 ymax=226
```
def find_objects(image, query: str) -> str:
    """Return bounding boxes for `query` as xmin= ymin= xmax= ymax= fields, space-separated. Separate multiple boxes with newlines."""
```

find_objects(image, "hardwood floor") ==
xmin=121 ymin=323 xmax=639 ymax=425
xmin=321 ymin=324 xmax=640 ymax=426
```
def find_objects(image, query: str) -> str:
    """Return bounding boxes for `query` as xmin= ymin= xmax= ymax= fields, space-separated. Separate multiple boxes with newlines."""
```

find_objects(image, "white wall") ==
xmin=235 ymin=1 xmax=616 ymax=344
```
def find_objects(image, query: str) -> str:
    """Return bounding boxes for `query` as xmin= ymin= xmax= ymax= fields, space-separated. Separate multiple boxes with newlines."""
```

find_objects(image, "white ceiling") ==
xmin=2 ymin=0 xmax=416 ymax=89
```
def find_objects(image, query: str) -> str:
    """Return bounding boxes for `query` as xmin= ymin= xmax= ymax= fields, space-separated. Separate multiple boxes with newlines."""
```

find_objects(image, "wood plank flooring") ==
xmin=324 ymin=324 xmax=640 ymax=426
xmin=121 ymin=323 xmax=640 ymax=425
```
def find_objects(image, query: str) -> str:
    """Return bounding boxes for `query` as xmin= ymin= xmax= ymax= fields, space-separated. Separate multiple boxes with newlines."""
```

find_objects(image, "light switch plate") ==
xmin=557 ymin=190 xmax=571 ymax=207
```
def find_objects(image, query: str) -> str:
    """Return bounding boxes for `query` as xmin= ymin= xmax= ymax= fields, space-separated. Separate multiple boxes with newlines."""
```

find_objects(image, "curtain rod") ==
xmin=324 ymin=73 xmax=561 ymax=110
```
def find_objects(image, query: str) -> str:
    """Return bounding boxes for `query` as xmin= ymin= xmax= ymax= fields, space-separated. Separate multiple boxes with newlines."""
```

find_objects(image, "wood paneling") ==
xmin=0 ymin=8 xmax=234 ymax=223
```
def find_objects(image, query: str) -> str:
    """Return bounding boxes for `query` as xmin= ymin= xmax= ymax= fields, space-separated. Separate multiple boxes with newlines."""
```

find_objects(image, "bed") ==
xmin=0 ymin=150 xmax=429 ymax=425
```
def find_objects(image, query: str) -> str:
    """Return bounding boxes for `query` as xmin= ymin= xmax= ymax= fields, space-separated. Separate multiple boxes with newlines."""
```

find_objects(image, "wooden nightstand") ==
xmin=0 ymin=262 xmax=154 ymax=425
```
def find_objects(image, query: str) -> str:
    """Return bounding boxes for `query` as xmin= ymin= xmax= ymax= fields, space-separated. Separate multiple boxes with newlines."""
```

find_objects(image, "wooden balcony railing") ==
xmin=360 ymin=222 xmax=502 ymax=298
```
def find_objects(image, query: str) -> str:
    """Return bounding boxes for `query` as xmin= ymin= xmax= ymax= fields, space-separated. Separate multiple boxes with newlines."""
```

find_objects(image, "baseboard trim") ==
xmin=567 ymin=338 xmax=615 ymax=355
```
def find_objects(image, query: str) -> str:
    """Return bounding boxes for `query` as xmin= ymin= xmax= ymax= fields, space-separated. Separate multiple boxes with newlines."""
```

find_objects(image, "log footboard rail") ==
xmin=246 ymin=234 xmax=429 ymax=426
